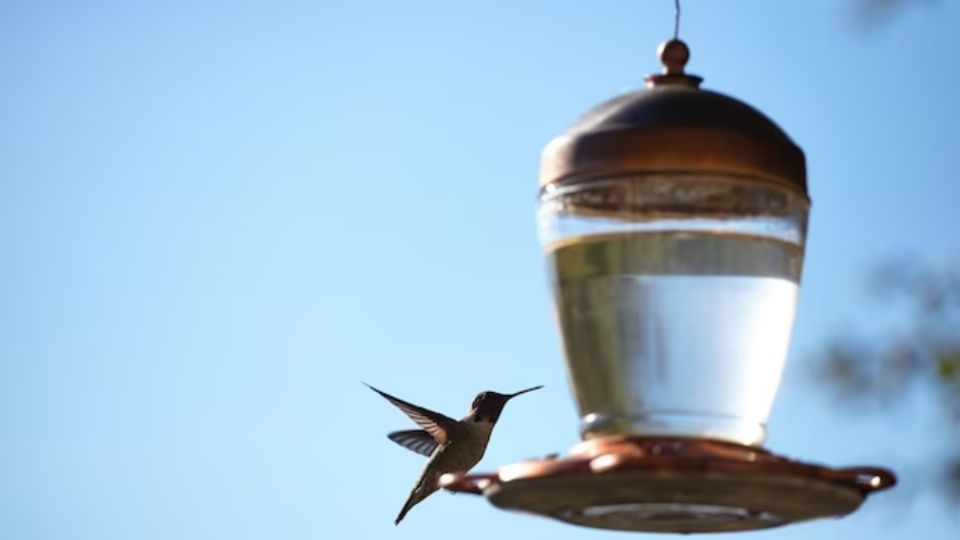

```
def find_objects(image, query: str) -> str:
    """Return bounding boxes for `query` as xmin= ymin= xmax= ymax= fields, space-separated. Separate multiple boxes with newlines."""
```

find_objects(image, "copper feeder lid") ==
xmin=441 ymin=436 xmax=896 ymax=533
xmin=540 ymin=39 xmax=808 ymax=198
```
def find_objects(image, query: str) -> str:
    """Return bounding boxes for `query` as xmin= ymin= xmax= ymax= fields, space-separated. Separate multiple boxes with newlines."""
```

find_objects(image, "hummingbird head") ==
xmin=469 ymin=385 xmax=542 ymax=423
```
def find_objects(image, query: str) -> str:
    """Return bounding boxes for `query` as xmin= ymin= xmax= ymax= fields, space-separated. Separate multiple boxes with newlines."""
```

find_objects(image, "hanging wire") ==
xmin=673 ymin=0 xmax=681 ymax=39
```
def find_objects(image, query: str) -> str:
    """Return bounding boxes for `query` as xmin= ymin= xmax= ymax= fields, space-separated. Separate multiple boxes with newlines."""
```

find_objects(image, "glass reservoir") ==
xmin=539 ymin=174 xmax=809 ymax=446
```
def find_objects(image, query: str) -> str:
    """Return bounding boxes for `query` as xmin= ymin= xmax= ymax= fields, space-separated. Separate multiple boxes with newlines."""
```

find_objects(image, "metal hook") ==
xmin=674 ymin=0 xmax=681 ymax=39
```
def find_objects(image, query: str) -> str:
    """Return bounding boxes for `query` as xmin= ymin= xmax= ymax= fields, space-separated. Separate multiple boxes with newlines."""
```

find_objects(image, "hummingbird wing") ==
xmin=387 ymin=429 xmax=438 ymax=457
xmin=365 ymin=384 xmax=459 ymax=444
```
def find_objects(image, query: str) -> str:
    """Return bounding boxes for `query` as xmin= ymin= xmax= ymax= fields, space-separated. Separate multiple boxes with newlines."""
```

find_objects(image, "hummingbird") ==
xmin=365 ymin=383 xmax=543 ymax=525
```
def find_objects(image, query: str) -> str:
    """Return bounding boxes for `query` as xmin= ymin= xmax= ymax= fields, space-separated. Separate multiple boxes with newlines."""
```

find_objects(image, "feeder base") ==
xmin=441 ymin=436 xmax=895 ymax=533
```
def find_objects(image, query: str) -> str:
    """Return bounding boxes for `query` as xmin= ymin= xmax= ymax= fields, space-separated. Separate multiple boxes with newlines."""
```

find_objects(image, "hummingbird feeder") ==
xmin=442 ymin=24 xmax=895 ymax=534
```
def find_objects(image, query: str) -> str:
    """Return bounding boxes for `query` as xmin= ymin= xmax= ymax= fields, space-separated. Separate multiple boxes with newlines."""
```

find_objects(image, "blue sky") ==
xmin=1 ymin=1 xmax=957 ymax=538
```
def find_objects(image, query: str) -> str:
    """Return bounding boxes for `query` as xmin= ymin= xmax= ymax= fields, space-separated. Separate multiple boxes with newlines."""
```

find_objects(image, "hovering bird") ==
xmin=365 ymin=383 xmax=543 ymax=525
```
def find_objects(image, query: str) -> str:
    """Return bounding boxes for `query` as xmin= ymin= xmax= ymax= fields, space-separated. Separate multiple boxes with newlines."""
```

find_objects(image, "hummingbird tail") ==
xmin=394 ymin=491 xmax=421 ymax=525
xmin=395 ymin=477 xmax=439 ymax=525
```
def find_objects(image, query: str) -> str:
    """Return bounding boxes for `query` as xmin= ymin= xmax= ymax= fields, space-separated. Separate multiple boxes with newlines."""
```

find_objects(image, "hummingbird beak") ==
xmin=507 ymin=385 xmax=543 ymax=400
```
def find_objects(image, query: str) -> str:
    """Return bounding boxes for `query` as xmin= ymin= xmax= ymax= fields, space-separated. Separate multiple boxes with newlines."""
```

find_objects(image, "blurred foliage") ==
xmin=853 ymin=0 xmax=939 ymax=27
xmin=850 ymin=0 xmax=942 ymax=31
xmin=814 ymin=257 xmax=960 ymax=500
